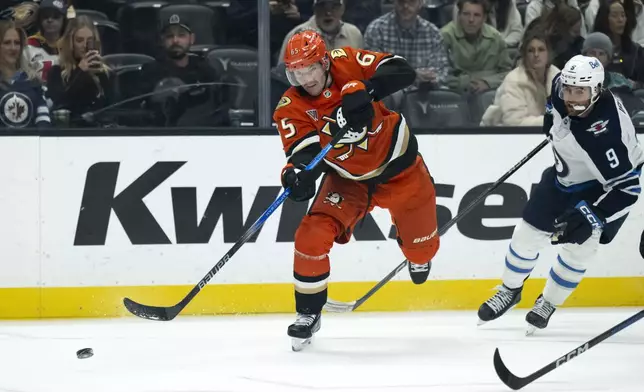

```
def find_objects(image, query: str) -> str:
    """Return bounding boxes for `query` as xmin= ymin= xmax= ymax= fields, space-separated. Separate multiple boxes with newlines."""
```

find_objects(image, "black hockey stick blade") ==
xmin=123 ymin=297 xmax=179 ymax=321
xmin=493 ymin=309 xmax=644 ymax=390
xmin=325 ymin=139 xmax=549 ymax=313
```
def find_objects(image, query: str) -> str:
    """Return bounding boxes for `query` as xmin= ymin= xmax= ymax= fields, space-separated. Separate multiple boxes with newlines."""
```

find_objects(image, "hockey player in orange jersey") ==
xmin=274 ymin=30 xmax=440 ymax=350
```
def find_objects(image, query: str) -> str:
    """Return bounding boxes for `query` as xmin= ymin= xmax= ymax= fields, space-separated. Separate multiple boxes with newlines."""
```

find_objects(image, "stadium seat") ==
xmin=516 ymin=0 xmax=528 ymax=24
xmin=103 ymin=53 xmax=156 ymax=69
xmin=633 ymin=89 xmax=644 ymax=102
xmin=117 ymin=1 xmax=169 ymax=57
xmin=401 ymin=89 xmax=470 ymax=128
xmin=438 ymin=3 xmax=454 ymax=28
xmin=75 ymin=9 xmax=109 ymax=22
xmin=106 ymin=66 xmax=147 ymax=109
xmin=200 ymin=1 xmax=229 ymax=43
xmin=469 ymin=88 xmax=497 ymax=124
xmin=207 ymin=48 xmax=258 ymax=115
xmin=94 ymin=20 xmax=121 ymax=55
xmin=158 ymin=4 xmax=216 ymax=46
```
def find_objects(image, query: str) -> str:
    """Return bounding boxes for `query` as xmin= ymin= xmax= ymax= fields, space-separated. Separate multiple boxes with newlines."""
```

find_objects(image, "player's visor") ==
xmin=286 ymin=63 xmax=325 ymax=87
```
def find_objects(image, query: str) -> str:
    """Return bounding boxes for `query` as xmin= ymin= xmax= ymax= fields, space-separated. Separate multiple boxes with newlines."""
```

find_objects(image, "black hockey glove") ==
xmin=551 ymin=201 xmax=605 ymax=245
xmin=340 ymin=80 xmax=375 ymax=133
xmin=281 ymin=162 xmax=325 ymax=202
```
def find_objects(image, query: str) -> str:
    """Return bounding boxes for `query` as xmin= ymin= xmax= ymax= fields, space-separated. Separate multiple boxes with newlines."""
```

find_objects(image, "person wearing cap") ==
xmin=25 ymin=0 xmax=68 ymax=81
xmin=582 ymin=31 xmax=644 ymax=113
xmin=278 ymin=0 xmax=363 ymax=62
xmin=138 ymin=14 xmax=227 ymax=126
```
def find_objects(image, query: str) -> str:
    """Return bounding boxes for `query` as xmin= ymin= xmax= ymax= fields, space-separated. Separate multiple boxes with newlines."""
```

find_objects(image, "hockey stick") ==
xmin=123 ymin=126 xmax=352 ymax=321
xmin=324 ymin=138 xmax=549 ymax=313
xmin=494 ymin=309 xmax=644 ymax=390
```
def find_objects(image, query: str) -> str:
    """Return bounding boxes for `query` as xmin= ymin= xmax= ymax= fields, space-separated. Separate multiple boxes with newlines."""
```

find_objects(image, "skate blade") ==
xmin=291 ymin=337 xmax=312 ymax=352
xmin=525 ymin=324 xmax=537 ymax=336
xmin=477 ymin=318 xmax=488 ymax=326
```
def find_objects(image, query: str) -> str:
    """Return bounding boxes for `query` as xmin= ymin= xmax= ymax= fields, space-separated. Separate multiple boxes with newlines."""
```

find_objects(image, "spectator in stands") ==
xmin=228 ymin=0 xmax=305 ymax=64
xmin=585 ymin=0 xmax=644 ymax=46
xmin=525 ymin=0 xmax=587 ymax=37
xmin=297 ymin=0 xmax=380 ymax=33
xmin=25 ymin=0 xmax=68 ymax=82
xmin=582 ymin=31 xmax=644 ymax=113
xmin=139 ymin=15 xmax=227 ymax=126
xmin=452 ymin=0 xmax=524 ymax=47
xmin=0 ymin=20 xmax=51 ymax=128
xmin=279 ymin=0 xmax=363 ymax=62
xmin=535 ymin=3 xmax=584 ymax=70
xmin=46 ymin=16 xmax=111 ymax=126
xmin=441 ymin=0 xmax=513 ymax=93
xmin=481 ymin=29 xmax=559 ymax=126
xmin=593 ymin=0 xmax=644 ymax=84
xmin=365 ymin=0 xmax=451 ymax=89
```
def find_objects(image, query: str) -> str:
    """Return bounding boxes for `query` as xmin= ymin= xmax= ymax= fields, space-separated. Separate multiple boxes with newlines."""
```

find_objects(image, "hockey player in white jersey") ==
xmin=477 ymin=55 xmax=644 ymax=334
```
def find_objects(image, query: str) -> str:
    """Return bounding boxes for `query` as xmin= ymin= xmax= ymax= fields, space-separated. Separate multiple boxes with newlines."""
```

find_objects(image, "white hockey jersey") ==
xmin=546 ymin=74 xmax=644 ymax=223
xmin=25 ymin=34 xmax=59 ymax=82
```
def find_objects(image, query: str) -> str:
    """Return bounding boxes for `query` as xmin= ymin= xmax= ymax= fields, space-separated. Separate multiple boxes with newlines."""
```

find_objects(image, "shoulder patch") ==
xmin=276 ymin=96 xmax=292 ymax=110
xmin=330 ymin=49 xmax=348 ymax=59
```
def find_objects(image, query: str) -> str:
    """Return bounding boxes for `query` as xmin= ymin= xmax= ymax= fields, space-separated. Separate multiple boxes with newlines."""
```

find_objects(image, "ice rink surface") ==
xmin=0 ymin=308 xmax=642 ymax=392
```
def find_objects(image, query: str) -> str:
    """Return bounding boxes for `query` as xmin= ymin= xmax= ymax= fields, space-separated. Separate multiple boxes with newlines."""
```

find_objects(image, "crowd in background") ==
xmin=1 ymin=0 xmax=644 ymax=129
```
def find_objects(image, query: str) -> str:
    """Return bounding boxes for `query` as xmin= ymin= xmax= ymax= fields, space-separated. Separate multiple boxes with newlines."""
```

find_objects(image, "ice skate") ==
xmin=526 ymin=294 xmax=556 ymax=335
xmin=288 ymin=313 xmax=321 ymax=351
xmin=408 ymin=260 xmax=431 ymax=284
xmin=477 ymin=285 xmax=522 ymax=325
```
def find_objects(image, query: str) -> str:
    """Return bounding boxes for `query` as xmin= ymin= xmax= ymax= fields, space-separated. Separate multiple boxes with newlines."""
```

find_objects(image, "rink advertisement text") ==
xmin=1 ymin=134 xmax=642 ymax=292
xmin=74 ymin=161 xmax=535 ymax=245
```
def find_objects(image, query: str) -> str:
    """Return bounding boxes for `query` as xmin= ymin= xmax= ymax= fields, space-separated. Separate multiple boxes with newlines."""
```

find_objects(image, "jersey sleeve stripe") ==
xmin=604 ymin=168 xmax=641 ymax=189
xmin=374 ymin=55 xmax=403 ymax=70
xmin=285 ymin=131 xmax=320 ymax=161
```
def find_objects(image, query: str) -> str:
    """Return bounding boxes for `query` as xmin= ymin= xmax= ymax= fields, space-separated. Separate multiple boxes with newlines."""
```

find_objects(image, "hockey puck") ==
xmin=76 ymin=348 xmax=93 ymax=359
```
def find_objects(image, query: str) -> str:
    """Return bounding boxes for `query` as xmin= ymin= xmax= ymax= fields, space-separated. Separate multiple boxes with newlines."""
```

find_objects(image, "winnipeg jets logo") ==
xmin=323 ymin=192 xmax=343 ymax=209
xmin=553 ymin=147 xmax=569 ymax=178
xmin=0 ymin=92 xmax=33 ymax=128
xmin=586 ymin=119 xmax=609 ymax=136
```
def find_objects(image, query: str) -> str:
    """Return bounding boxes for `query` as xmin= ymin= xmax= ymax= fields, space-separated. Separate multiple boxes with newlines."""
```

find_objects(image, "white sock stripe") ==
xmin=294 ymin=248 xmax=327 ymax=261
xmin=294 ymin=277 xmax=328 ymax=290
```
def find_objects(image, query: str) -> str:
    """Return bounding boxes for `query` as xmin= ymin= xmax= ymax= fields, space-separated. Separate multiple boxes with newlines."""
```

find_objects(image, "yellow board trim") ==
xmin=1 ymin=277 xmax=643 ymax=319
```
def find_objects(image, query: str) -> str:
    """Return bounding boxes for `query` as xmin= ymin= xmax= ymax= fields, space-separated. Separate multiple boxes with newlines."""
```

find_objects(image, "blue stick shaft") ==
xmin=241 ymin=142 xmax=335 ymax=242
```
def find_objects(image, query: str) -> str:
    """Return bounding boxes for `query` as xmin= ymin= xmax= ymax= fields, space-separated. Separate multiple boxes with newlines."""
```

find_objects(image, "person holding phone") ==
xmin=46 ymin=16 xmax=111 ymax=126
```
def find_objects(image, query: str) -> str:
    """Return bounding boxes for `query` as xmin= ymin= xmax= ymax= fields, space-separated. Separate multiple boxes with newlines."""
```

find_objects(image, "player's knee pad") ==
xmin=544 ymin=235 xmax=600 ymax=306
xmin=401 ymin=235 xmax=439 ymax=265
xmin=294 ymin=213 xmax=341 ymax=257
xmin=502 ymin=220 xmax=551 ymax=289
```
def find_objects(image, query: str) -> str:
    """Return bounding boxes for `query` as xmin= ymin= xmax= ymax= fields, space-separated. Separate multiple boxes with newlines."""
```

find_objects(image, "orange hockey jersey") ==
xmin=273 ymin=47 xmax=416 ymax=182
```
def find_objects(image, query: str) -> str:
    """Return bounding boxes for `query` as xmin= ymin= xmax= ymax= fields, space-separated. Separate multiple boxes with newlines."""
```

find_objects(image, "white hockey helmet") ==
xmin=558 ymin=55 xmax=605 ymax=108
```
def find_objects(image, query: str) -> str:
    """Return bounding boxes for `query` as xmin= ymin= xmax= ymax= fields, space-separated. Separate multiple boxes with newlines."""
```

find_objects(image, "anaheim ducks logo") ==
xmin=7 ymin=2 xmax=39 ymax=30
xmin=0 ymin=92 xmax=34 ymax=128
